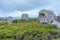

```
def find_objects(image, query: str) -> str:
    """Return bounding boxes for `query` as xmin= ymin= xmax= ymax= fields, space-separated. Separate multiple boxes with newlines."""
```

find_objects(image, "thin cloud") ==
xmin=0 ymin=0 xmax=51 ymax=11
xmin=0 ymin=0 xmax=59 ymax=17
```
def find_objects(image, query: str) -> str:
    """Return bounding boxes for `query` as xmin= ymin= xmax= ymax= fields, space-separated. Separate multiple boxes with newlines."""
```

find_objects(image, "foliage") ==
xmin=0 ymin=19 xmax=60 ymax=40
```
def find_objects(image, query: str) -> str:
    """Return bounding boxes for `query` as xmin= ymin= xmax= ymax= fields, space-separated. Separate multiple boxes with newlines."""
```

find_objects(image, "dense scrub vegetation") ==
xmin=0 ymin=18 xmax=60 ymax=40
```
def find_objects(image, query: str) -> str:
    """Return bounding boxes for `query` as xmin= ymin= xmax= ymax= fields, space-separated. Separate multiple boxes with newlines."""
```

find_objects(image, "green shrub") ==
xmin=0 ymin=21 xmax=60 ymax=40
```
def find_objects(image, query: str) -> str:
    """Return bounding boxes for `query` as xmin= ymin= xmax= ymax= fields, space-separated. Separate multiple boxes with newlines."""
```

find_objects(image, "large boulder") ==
xmin=22 ymin=13 xmax=29 ymax=21
xmin=7 ymin=16 xmax=14 ymax=24
xmin=38 ymin=9 xmax=55 ymax=24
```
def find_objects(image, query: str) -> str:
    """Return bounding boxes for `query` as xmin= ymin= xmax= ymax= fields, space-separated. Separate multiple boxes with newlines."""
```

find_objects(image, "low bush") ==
xmin=0 ymin=21 xmax=60 ymax=40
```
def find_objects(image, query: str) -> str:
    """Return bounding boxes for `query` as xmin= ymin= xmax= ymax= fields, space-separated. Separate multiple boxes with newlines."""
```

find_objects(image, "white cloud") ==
xmin=0 ymin=0 xmax=60 ymax=17
xmin=6 ymin=9 xmax=39 ymax=18
xmin=0 ymin=0 xmax=52 ymax=11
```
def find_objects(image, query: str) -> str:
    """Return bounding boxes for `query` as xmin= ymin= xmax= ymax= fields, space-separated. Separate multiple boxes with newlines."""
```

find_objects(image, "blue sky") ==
xmin=0 ymin=0 xmax=60 ymax=17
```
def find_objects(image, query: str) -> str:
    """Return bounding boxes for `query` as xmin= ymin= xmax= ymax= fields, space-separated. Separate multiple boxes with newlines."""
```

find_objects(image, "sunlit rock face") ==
xmin=7 ymin=16 xmax=14 ymax=24
xmin=56 ymin=16 xmax=60 ymax=23
xmin=22 ymin=13 xmax=29 ymax=21
xmin=53 ymin=16 xmax=60 ymax=28
xmin=38 ymin=9 xmax=55 ymax=24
